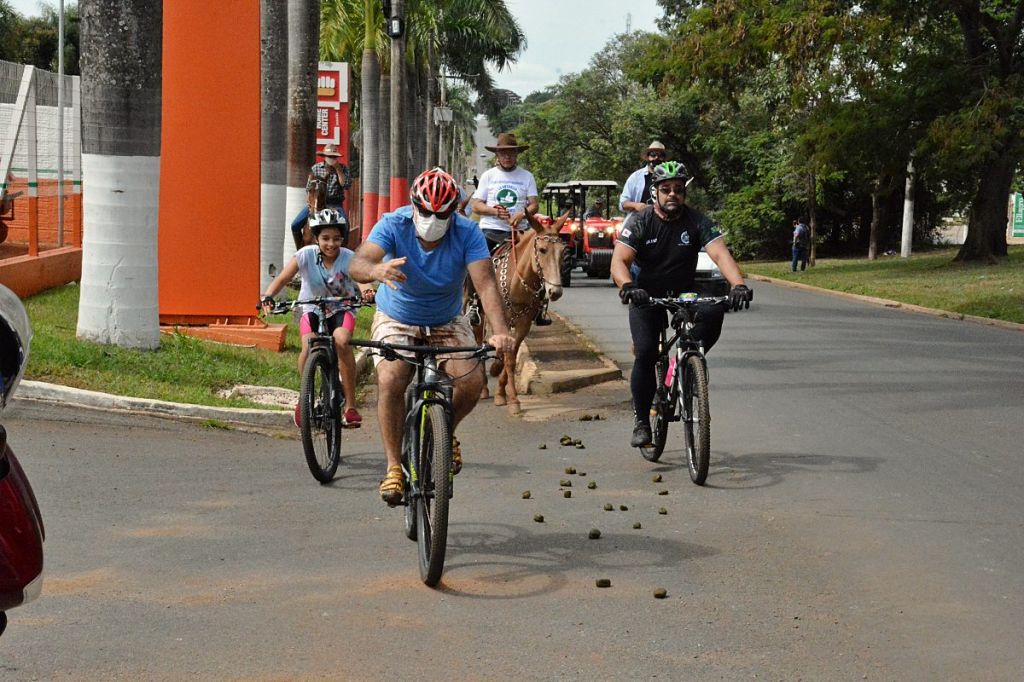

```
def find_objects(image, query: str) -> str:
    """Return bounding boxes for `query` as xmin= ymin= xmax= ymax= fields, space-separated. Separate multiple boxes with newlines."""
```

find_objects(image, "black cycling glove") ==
xmin=619 ymin=282 xmax=650 ymax=306
xmin=729 ymin=284 xmax=753 ymax=311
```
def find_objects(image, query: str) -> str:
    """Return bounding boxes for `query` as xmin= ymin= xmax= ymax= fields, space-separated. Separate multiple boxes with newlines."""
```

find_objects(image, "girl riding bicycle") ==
xmin=262 ymin=208 xmax=375 ymax=428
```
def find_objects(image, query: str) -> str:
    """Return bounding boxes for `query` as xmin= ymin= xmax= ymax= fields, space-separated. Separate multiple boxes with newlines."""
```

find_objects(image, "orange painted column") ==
xmin=362 ymin=191 xmax=379 ymax=239
xmin=158 ymin=1 xmax=259 ymax=321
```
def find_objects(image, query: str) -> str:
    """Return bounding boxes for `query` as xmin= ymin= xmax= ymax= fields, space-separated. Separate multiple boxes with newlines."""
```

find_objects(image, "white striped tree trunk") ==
xmin=76 ymin=0 xmax=162 ymax=349
xmin=283 ymin=0 xmax=318 ymax=265
xmin=260 ymin=0 xmax=287 ymax=291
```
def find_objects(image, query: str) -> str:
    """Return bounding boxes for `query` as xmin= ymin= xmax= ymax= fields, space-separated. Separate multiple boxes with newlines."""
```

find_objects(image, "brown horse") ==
xmin=472 ymin=222 xmax=565 ymax=414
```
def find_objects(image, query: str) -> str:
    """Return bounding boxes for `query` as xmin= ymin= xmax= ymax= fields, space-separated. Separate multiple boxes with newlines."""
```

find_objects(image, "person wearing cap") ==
xmin=290 ymin=144 xmax=353 ymax=250
xmin=584 ymin=197 xmax=606 ymax=220
xmin=470 ymin=133 xmax=539 ymax=253
xmin=619 ymin=141 xmax=667 ymax=214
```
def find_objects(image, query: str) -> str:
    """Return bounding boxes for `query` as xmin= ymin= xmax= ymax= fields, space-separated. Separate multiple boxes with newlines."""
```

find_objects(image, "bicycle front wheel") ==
xmin=641 ymin=358 xmax=670 ymax=462
xmin=300 ymin=350 xmax=341 ymax=483
xmin=416 ymin=403 xmax=452 ymax=587
xmin=682 ymin=354 xmax=711 ymax=485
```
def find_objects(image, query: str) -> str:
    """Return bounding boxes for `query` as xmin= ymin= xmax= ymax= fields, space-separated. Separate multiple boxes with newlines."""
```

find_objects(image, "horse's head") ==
xmin=532 ymin=225 xmax=564 ymax=302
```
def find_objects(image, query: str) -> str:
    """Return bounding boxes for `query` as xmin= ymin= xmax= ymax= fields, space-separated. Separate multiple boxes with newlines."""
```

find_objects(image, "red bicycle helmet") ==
xmin=410 ymin=167 xmax=459 ymax=215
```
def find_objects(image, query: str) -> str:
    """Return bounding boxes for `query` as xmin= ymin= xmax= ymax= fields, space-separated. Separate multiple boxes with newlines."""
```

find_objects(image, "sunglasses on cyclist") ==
xmin=657 ymin=184 xmax=686 ymax=195
xmin=415 ymin=204 xmax=457 ymax=219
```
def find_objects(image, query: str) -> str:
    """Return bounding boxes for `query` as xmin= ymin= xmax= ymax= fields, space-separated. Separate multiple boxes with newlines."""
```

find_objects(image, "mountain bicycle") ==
xmin=641 ymin=294 xmax=730 ymax=485
xmin=349 ymin=338 xmax=494 ymax=587
xmin=264 ymin=296 xmax=366 ymax=484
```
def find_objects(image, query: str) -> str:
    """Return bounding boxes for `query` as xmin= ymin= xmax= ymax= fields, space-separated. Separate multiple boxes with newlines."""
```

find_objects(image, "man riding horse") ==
xmin=290 ymin=143 xmax=353 ymax=250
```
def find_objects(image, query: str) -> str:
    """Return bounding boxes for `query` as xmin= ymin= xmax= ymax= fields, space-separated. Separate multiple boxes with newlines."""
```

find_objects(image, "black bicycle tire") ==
xmin=417 ymin=403 xmax=451 ymax=587
xmin=403 ymin=384 xmax=417 ymax=541
xmin=642 ymin=358 xmax=669 ymax=462
xmin=684 ymin=355 xmax=711 ymax=485
xmin=299 ymin=350 xmax=341 ymax=483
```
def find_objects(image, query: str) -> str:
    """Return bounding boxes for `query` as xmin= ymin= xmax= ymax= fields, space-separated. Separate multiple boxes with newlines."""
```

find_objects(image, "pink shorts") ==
xmin=299 ymin=310 xmax=356 ymax=336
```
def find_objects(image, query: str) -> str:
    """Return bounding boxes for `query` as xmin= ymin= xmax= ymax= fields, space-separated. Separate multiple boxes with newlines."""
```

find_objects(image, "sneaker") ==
xmin=342 ymin=407 xmax=362 ymax=428
xmin=293 ymin=403 xmax=301 ymax=428
xmin=630 ymin=421 xmax=653 ymax=448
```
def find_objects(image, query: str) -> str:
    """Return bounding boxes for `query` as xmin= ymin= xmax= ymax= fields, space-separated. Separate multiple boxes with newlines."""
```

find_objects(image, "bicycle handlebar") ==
xmin=647 ymin=295 xmax=730 ymax=309
xmin=349 ymin=338 xmax=494 ymax=358
xmin=259 ymin=296 xmax=366 ymax=316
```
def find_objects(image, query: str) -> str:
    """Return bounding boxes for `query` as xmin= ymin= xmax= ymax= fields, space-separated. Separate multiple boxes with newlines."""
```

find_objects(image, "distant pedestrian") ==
xmin=792 ymin=219 xmax=810 ymax=272
xmin=471 ymin=173 xmax=479 ymax=189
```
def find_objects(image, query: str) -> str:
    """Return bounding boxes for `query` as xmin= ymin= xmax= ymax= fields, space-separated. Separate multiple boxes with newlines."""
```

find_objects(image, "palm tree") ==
xmin=260 ymin=0 xmax=287 ymax=292
xmin=77 ymin=0 xmax=162 ymax=349
xmin=359 ymin=0 xmax=381 ymax=237
xmin=388 ymin=0 xmax=408 ymax=210
xmin=284 ymin=0 xmax=319 ymax=264
xmin=377 ymin=73 xmax=391 ymax=219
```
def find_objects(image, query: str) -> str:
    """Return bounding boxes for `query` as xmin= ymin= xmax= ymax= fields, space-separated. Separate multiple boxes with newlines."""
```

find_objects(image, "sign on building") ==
xmin=317 ymin=62 xmax=350 ymax=163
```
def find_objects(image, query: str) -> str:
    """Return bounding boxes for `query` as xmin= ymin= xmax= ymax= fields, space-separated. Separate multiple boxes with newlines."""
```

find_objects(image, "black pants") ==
xmin=628 ymin=302 xmax=725 ymax=423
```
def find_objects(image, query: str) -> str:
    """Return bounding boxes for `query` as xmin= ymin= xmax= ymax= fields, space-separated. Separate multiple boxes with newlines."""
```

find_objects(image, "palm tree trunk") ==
xmin=77 ymin=0 xmax=162 ymax=349
xmin=424 ymin=43 xmax=436 ymax=168
xmin=359 ymin=47 xmax=379 ymax=238
xmin=260 ymin=0 xmax=287 ymax=292
xmin=377 ymin=73 xmax=391 ymax=222
xmin=283 ymin=0 xmax=318 ymax=264
xmin=388 ymin=0 xmax=408 ymax=210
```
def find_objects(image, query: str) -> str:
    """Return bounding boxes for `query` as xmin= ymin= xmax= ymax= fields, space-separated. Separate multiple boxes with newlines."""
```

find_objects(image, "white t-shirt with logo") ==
xmin=472 ymin=165 xmax=538 ymax=232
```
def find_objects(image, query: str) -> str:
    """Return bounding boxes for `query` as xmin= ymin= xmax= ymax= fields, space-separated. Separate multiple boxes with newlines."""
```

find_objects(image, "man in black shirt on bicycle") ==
xmin=611 ymin=161 xmax=753 ymax=448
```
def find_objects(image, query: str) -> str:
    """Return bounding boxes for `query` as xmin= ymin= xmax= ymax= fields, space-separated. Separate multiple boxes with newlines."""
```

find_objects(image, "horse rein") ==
xmin=495 ymin=232 xmax=562 ymax=328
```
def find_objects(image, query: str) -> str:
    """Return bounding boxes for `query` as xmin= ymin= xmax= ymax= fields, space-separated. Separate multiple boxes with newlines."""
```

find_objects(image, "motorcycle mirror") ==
xmin=0 ymin=284 xmax=32 ymax=412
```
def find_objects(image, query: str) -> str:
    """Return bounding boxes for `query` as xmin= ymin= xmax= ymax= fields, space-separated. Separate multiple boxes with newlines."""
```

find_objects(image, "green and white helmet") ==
xmin=649 ymin=161 xmax=689 ymax=200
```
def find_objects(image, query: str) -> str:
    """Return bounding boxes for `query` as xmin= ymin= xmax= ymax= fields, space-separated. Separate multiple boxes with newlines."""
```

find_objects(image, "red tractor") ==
xmin=538 ymin=180 xmax=621 ymax=286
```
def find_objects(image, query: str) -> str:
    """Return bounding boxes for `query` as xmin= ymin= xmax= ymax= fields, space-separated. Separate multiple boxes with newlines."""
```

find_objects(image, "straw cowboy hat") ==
xmin=646 ymin=140 xmax=666 ymax=153
xmin=485 ymin=133 xmax=529 ymax=153
xmin=319 ymin=144 xmax=342 ymax=157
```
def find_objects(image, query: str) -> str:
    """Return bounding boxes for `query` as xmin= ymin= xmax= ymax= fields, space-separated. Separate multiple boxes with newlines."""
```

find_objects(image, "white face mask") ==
xmin=413 ymin=209 xmax=451 ymax=242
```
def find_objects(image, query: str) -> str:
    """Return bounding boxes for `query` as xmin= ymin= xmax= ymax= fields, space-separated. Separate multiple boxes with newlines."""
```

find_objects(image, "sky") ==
xmin=489 ymin=0 xmax=664 ymax=97
xmin=9 ymin=0 xmax=665 ymax=98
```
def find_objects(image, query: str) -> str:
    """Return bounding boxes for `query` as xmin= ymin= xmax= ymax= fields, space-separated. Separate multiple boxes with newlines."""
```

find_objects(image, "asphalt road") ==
xmin=2 ymin=277 xmax=1023 ymax=680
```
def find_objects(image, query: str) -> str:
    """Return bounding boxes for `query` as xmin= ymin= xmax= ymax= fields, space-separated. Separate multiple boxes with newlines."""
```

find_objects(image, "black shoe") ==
xmin=630 ymin=422 xmax=652 ymax=448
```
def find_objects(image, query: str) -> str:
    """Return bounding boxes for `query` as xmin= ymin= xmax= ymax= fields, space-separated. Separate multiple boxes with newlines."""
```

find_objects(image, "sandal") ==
xmin=452 ymin=437 xmax=462 ymax=475
xmin=379 ymin=465 xmax=405 ymax=506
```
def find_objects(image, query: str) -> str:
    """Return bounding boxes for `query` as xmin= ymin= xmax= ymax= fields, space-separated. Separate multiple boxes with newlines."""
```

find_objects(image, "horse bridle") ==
xmin=495 ymin=233 xmax=563 ymax=328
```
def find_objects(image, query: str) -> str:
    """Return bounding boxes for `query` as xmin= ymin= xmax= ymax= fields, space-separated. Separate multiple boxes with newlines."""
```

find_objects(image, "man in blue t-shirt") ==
xmin=349 ymin=168 xmax=515 ymax=505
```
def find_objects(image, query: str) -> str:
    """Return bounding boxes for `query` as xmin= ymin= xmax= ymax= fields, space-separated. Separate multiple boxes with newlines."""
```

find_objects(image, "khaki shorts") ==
xmin=370 ymin=309 xmax=478 ymax=367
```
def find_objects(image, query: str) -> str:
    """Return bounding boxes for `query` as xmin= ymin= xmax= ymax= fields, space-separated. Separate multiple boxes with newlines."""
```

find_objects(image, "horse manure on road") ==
xmin=619 ymin=505 xmax=628 ymax=511
xmin=658 ymin=508 xmax=668 ymax=515
xmin=522 ymin=490 xmax=531 ymax=499
xmin=560 ymin=479 xmax=572 ymax=487
xmin=654 ymin=588 xmax=668 ymax=599
xmin=595 ymin=578 xmax=612 ymax=588
xmin=559 ymin=435 xmax=573 ymax=446
xmin=538 ymin=443 xmax=547 ymax=450
xmin=575 ymin=443 xmax=586 ymax=449
xmin=579 ymin=414 xmax=593 ymax=421
xmin=633 ymin=522 xmax=642 ymax=529
xmin=652 ymin=474 xmax=662 ymax=483
xmin=658 ymin=490 xmax=669 ymax=496
xmin=563 ymin=490 xmax=572 ymax=498
xmin=588 ymin=528 xmax=601 ymax=539
xmin=603 ymin=503 xmax=614 ymax=511
xmin=565 ymin=467 xmax=577 ymax=474
xmin=587 ymin=481 xmax=597 ymax=490
xmin=533 ymin=514 xmax=545 ymax=523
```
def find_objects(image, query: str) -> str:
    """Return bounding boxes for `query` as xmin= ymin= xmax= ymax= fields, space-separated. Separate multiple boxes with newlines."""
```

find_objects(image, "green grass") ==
xmin=745 ymin=245 xmax=1024 ymax=324
xmin=23 ymin=283 xmax=374 ymax=408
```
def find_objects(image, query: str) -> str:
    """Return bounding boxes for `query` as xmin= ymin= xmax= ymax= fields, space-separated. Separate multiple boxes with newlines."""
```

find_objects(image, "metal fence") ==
xmin=0 ymin=59 xmax=81 ymax=254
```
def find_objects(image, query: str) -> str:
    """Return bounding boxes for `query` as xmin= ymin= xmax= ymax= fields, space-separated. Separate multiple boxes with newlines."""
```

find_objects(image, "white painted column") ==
xmin=901 ymin=156 xmax=915 ymax=258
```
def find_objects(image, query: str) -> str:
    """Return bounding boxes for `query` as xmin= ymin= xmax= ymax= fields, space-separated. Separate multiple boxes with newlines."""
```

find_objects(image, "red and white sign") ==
xmin=317 ymin=61 xmax=350 ymax=164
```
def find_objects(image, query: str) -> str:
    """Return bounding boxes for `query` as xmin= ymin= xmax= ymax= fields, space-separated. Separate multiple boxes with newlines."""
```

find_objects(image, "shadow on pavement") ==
xmin=436 ymin=522 xmax=717 ymax=600
xmin=702 ymin=450 xmax=884 ymax=490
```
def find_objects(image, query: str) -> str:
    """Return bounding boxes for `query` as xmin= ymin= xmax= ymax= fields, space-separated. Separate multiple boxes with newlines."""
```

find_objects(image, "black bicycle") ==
xmin=641 ymin=294 xmax=730 ymax=485
xmin=265 ymin=296 xmax=365 ymax=484
xmin=350 ymin=338 xmax=493 ymax=587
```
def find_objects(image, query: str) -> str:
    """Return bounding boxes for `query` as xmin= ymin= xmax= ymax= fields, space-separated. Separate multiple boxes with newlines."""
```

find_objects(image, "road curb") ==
xmin=521 ymin=311 xmax=622 ymax=395
xmin=14 ymin=349 xmax=375 ymax=429
xmin=747 ymin=274 xmax=1024 ymax=333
